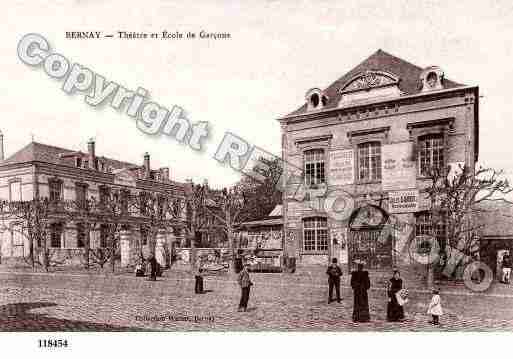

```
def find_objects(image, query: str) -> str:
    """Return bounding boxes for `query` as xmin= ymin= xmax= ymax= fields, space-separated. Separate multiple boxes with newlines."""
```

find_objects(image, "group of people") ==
xmin=140 ymin=255 xmax=446 ymax=324
xmin=193 ymin=262 xmax=253 ymax=312
xmin=134 ymin=254 xmax=161 ymax=281
xmin=327 ymin=258 xmax=443 ymax=325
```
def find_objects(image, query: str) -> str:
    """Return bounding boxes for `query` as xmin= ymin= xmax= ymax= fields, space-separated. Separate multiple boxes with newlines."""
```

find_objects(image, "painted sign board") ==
xmin=382 ymin=142 xmax=416 ymax=191
xmin=388 ymin=189 xmax=419 ymax=213
xmin=329 ymin=149 xmax=354 ymax=185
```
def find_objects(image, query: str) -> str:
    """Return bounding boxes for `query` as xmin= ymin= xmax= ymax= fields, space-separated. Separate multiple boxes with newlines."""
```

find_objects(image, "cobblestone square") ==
xmin=1 ymin=269 xmax=513 ymax=331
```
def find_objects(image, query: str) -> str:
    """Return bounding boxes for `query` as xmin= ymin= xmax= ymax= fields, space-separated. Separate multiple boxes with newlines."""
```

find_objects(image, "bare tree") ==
xmin=421 ymin=164 xmax=512 ymax=285
xmin=204 ymin=187 xmax=245 ymax=271
xmin=62 ymin=197 xmax=103 ymax=270
xmin=0 ymin=198 xmax=53 ymax=271
xmin=130 ymin=191 xmax=184 ymax=267
xmin=181 ymin=183 xmax=211 ymax=269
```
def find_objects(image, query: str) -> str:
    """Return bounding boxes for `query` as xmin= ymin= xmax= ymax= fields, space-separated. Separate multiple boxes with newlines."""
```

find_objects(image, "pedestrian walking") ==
xmin=194 ymin=266 xmax=204 ymax=294
xmin=427 ymin=288 xmax=443 ymax=325
xmin=350 ymin=261 xmax=370 ymax=322
xmin=237 ymin=263 xmax=253 ymax=312
xmin=326 ymin=258 xmax=343 ymax=303
xmin=386 ymin=270 xmax=405 ymax=322
xmin=147 ymin=254 xmax=157 ymax=281
xmin=502 ymin=253 xmax=511 ymax=284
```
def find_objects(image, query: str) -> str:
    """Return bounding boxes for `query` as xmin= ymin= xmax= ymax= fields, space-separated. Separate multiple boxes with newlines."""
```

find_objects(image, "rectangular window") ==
xmin=49 ymin=180 xmax=62 ymax=202
xmin=9 ymin=180 xmax=22 ymax=202
xmin=121 ymin=190 xmax=130 ymax=215
xmin=99 ymin=186 xmax=110 ymax=207
xmin=76 ymin=223 xmax=86 ymax=248
xmin=76 ymin=157 xmax=82 ymax=168
xmin=100 ymin=224 xmax=109 ymax=248
xmin=303 ymin=217 xmax=328 ymax=252
xmin=304 ymin=149 xmax=326 ymax=186
xmin=139 ymin=192 xmax=149 ymax=216
xmin=358 ymin=142 xmax=381 ymax=181
xmin=140 ymin=226 xmax=148 ymax=246
xmin=415 ymin=212 xmax=446 ymax=247
xmin=50 ymin=223 xmax=63 ymax=248
xmin=75 ymin=183 xmax=88 ymax=207
xmin=418 ymin=134 xmax=444 ymax=176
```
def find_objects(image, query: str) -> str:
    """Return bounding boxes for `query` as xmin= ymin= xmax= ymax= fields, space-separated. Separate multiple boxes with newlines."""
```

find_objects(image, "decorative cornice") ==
xmin=347 ymin=126 xmax=391 ymax=139
xmin=277 ymin=86 xmax=477 ymax=124
xmin=406 ymin=118 xmax=455 ymax=131
xmin=294 ymin=134 xmax=333 ymax=145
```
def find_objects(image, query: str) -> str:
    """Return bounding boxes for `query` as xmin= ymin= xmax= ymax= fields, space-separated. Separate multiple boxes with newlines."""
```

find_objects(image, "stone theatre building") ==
xmin=0 ymin=136 xmax=187 ymax=267
xmin=278 ymin=50 xmax=479 ymax=269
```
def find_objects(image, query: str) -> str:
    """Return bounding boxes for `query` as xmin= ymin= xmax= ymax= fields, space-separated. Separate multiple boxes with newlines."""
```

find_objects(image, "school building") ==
xmin=277 ymin=49 xmax=479 ymax=270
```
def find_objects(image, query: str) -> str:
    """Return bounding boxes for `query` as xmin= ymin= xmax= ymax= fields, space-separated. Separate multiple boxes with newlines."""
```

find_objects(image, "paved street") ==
xmin=1 ymin=269 xmax=513 ymax=331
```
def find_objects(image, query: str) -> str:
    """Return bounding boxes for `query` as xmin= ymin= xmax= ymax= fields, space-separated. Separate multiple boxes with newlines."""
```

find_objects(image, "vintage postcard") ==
xmin=1 ymin=0 xmax=512 ymax=356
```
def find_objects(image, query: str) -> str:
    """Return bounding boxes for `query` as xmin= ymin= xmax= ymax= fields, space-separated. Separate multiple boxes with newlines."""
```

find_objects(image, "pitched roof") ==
xmin=475 ymin=200 xmax=513 ymax=237
xmin=287 ymin=49 xmax=465 ymax=117
xmin=0 ymin=141 xmax=138 ymax=170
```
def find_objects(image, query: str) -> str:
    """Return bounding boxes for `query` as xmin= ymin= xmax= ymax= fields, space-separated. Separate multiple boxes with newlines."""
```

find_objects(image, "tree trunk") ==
xmin=27 ymin=226 xmax=35 ymax=270
xmin=427 ymin=263 xmax=434 ymax=288
xmin=43 ymin=230 xmax=49 ymax=272
xmin=110 ymin=234 xmax=116 ymax=273
xmin=190 ymin=209 xmax=197 ymax=270
xmin=84 ymin=223 xmax=90 ymax=270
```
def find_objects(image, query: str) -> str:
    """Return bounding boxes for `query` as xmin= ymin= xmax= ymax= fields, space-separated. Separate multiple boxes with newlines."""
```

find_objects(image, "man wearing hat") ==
xmin=350 ymin=260 xmax=371 ymax=322
xmin=326 ymin=258 xmax=343 ymax=303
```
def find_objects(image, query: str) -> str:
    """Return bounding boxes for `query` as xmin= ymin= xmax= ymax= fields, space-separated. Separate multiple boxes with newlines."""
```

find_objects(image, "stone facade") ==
xmin=278 ymin=50 xmax=479 ymax=269
xmin=0 ymin=138 xmax=187 ymax=268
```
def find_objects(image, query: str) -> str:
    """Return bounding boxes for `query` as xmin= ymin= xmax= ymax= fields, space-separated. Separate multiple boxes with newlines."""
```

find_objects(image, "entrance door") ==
xmin=348 ymin=228 xmax=393 ymax=270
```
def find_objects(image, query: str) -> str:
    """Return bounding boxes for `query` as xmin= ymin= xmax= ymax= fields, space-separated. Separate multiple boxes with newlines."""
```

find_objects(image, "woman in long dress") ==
xmin=387 ymin=270 xmax=405 ymax=322
xmin=350 ymin=262 xmax=370 ymax=322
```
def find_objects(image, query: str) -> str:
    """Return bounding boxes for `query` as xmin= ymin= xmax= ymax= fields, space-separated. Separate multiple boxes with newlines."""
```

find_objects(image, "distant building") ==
xmin=278 ymin=50 xmax=479 ymax=269
xmin=0 ymin=136 xmax=187 ymax=267
xmin=477 ymin=200 xmax=513 ymax=279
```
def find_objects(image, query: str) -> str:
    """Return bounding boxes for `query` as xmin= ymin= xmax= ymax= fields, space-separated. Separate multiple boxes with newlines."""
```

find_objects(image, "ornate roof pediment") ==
xmin=337 ymin=70 xmax=402 ymax=107
xmin=339 ymin=70 xmax=399 ymax=93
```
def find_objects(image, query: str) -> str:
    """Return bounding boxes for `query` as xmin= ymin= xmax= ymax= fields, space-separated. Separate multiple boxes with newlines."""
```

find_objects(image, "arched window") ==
xmin=303 ymin=217 xmax=328 ymax=252
xmin=304 ymin=149 xmax=326 ymax=186
xmin=357 ymin=142 xmax=381 ymax=181
xmin=418 ymin=134 xmax=444 ymax=176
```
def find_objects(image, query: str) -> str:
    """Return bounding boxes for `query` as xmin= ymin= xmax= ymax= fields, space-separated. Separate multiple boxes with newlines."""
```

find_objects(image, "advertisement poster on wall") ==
xmin=382 ymin=142 xmax=416 ymax=191
xmin=329 ymin=149 xmax=354 ymax=185
xmin=388 ymin=189 xmax=419 ymax=213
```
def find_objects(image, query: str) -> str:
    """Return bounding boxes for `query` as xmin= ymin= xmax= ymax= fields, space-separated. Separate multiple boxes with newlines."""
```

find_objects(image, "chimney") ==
xmin=0 ymin=130 xmax=4 ymax=161
xmin=87 ymin=138 xmax=96 ymax=169
xmin=143 ymin=152 xmax=150 ymax=178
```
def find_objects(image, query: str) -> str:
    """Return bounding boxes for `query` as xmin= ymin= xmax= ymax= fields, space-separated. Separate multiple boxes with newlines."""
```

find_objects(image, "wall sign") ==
xmin=382 ymin=143 xmax=416 ymax=191
xmin=329 ymin=149 xmax=354 ymax=185
xmin=388 ymin=190 xmax=419 ymax=213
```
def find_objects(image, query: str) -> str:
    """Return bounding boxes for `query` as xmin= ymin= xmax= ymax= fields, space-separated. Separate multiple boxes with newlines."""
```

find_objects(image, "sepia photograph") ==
xmin=1 ymin=0 xmax=513 ymax=357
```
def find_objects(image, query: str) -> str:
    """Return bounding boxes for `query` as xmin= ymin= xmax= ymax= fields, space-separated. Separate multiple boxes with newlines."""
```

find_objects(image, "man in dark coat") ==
xmin=327 ymin=258 xmax=343 ymax=303
xmin=502 ymin=253 xmax=511 ymax=284
xmin=350 ymin=262 xmax=370 ymax=322
xmin=147 ymin=254 xmax=157 ymax=281
xmin=194 ymin=266 xmax=204 ymax=294
xmin=237 ymin=263 xmax=253 ymax=312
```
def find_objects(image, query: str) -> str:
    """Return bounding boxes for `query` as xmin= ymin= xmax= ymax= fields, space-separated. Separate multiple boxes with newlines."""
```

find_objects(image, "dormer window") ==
xmin=305 ymin=88 xmax=328 ymax=111
xmin=420 ymin=66 xmax=444 ymax=92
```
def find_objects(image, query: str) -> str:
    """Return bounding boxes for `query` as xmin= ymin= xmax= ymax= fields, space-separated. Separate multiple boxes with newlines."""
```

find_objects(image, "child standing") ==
xmin=427 ymin=288 xmax=443 ymax=325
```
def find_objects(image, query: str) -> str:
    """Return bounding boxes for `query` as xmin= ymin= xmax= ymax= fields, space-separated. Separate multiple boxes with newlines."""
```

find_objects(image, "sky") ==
xmin=1 ymin=0 xmax=512 ymax=189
